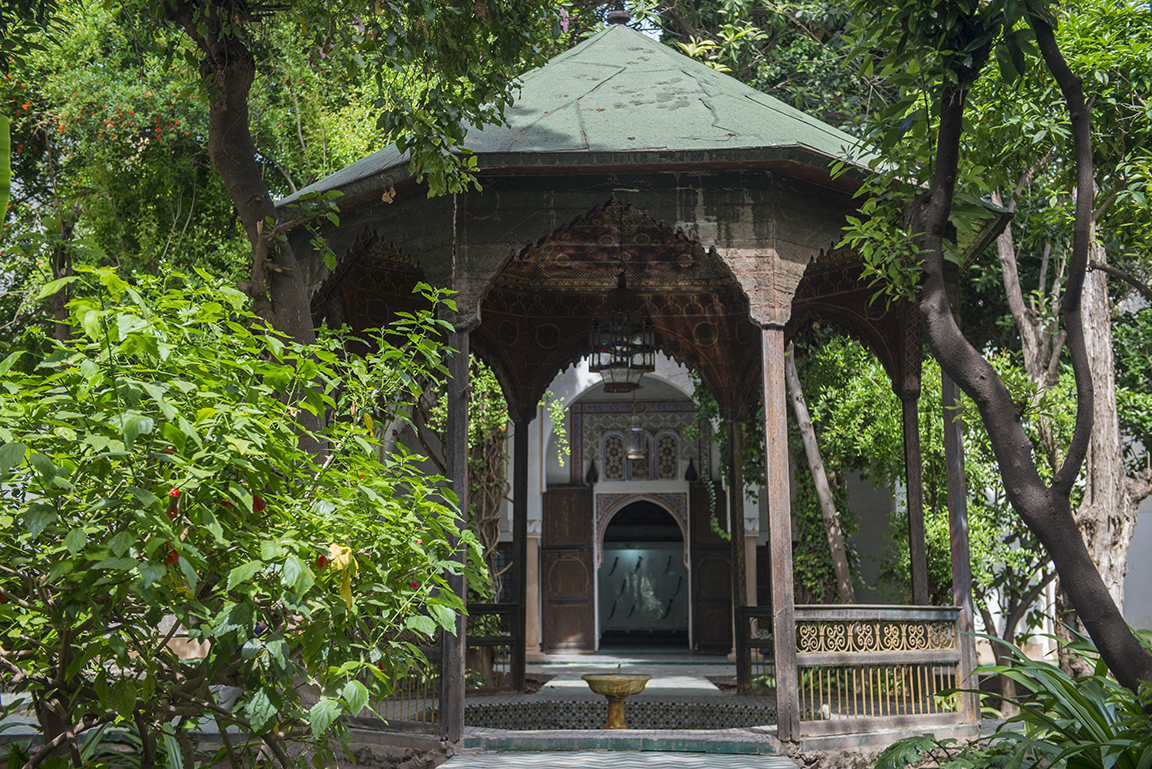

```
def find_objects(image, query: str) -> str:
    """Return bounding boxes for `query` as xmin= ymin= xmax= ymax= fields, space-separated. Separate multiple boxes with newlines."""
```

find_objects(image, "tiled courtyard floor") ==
xmin=448 ymin=646 xmax=792 ymax=767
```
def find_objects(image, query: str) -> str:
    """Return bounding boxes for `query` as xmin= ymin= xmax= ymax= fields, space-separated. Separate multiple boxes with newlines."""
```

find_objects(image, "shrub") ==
xmin=876 ymin=631 xmax=1152 ymax=769
xmin=0 ymin=268 xmax=473 ymax=768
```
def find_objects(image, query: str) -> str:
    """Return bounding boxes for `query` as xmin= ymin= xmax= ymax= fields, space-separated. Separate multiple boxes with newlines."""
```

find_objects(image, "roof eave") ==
xmin=277 ymin=145 xmax=872 ymax=223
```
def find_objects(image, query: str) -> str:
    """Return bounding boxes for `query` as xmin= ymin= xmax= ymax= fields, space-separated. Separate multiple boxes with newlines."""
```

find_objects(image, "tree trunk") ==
xmin=784 ymin=343 xmax=855 ymax=604
xmin=50 ymin=210 xmax=75 ymax=342
xmin=1074 ymin=235 xmax=1136 ymax=612
xmin=166 ymin=2 xmax=316 ymax=347
xmin=993 ymin=135 xmax=1142 ymax=681
xmin=1053 ymin=234 xmax=1139 ymax=676
xmin=911 ymin=13 xmax=1152 ymax=693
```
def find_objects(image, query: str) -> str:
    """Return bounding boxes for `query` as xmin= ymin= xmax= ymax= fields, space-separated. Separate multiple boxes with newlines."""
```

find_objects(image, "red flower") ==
xmin=316 ymin=554 xmax=329 ymax=569
xmin=0 ymin=592 xmax=9 ymax=603
xmin=167 ymin=503 xmax=178 ymax=520
xmin=166 ymin=549 xmax=179 ymax=564
xmin=168 ymin=488 xmax=180 ymax=499
xmin=409 ymin=581 xmax=419 ymax=589
xmin=253 ymin=495 xmax=266 ymax=513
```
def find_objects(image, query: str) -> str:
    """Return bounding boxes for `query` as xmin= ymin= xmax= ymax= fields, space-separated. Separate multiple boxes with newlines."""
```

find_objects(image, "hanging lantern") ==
xmin=626 ymin=409 xmax=646 ymax=460
xmin=589 ymin=272 xmax=656 ymax=394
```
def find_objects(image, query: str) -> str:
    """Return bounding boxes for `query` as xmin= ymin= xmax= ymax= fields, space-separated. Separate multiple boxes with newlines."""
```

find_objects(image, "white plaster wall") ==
xmin=507 ymin=352 xmax=698 ymax=538
xmin=1123 ymin=494 xmax=1152 ymax=631
xmin=540 ymin=353 xmax=698 ymax=486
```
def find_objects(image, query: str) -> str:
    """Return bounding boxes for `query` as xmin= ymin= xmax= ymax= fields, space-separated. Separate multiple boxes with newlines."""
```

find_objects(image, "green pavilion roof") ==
xmin=282 ymin=23 xmax=867 ymax=205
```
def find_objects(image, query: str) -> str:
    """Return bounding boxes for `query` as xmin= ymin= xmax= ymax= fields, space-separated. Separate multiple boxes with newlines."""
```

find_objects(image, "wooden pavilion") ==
xmin=279 ymin=17 xmax=999 ymax=748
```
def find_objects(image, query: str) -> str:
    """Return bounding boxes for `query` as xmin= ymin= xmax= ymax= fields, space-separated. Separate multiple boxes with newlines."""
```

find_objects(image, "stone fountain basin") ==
xmin=581 ymin=673 xmax=652 ymax=697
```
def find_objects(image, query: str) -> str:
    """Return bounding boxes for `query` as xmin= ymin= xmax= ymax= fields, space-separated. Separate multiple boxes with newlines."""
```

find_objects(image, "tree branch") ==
xmin=1004 ymin=570 xmax=1057 ymax=644
xmin=1089 ymin=261 xmax=1152 ymax=303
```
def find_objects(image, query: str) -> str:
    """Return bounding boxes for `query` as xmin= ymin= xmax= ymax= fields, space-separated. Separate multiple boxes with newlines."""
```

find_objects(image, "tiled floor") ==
xmin=463 ymin=646 xmax=772 ymax=730
xmin=453 ymin=648 xmax=786 ymax=762
xmin=442 ymin=751 xmax=800 ymax=768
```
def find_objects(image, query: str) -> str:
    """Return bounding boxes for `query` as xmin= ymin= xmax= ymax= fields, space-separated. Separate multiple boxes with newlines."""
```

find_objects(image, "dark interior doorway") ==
xmin=599 ymin=501 xmax=688 ymax=647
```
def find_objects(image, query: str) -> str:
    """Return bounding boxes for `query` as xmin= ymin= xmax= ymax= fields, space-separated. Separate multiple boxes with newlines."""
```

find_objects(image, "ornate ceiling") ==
xmin=477 ymin=198 xmax=760 ymax=418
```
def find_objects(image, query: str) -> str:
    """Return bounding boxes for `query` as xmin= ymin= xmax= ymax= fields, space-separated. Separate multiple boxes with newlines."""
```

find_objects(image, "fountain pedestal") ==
xmin=580 ymin=673 xmax=652 ymax=730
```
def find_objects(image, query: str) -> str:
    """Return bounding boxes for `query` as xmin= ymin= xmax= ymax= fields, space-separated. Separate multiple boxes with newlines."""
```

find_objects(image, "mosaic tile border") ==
xmin=464 ymin=700 xmax=776 ymax=731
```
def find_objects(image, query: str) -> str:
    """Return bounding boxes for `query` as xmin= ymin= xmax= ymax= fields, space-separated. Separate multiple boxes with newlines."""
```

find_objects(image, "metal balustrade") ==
xmin=374 ymin=632 xmax=441 ymax=733
xmin=372 ymin=602 xmax=522 ymax=733
xmin=793 ymin=605 xmax=965 ymax=736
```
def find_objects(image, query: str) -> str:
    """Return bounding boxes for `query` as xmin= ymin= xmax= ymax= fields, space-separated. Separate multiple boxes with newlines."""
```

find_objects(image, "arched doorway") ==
xmin=598 ymin=500 xmax=688 ymax=647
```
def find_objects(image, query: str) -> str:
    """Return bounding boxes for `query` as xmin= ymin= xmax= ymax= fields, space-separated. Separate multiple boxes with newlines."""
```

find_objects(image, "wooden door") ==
xmin=690 ymin=482 xmax=732 ymax=652
xmin=541 ymin=485 xmax=595 ymax=651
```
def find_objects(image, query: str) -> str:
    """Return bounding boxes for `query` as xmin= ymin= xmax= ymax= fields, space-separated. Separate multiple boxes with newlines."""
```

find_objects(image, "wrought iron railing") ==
xmin=793 ymin=605 xmax=964 ymax=736
xmin=375 ymin=632 xmax=441 ymax=733
xmin=735 ymin=606 xmax=777 ymax=693
xmin=370 ymin=602 xmax=523 ymax=735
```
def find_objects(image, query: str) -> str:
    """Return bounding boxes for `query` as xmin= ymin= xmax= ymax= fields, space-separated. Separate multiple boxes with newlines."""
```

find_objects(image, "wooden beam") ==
xmin=763 ymin=327 xmax=799 ymax=743
xmin=441 ymin=329 xmax=470 ymax=744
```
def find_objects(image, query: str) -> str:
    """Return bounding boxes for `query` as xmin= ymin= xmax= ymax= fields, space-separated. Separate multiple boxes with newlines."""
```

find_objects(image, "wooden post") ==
xmin=763 ymin=327 xmax=798 ymax=743
xmin=902 ymin=393 xmax=929 ymax=605
xmin=512 ymin=414 xmax=531 ymax=691
xmin=943 ymin=372 xmax=979 ymax=721
xmin=441 ymin=329 xmax=469 ymax=744
xmin=727 ymin=418 xmax=747 ymax=670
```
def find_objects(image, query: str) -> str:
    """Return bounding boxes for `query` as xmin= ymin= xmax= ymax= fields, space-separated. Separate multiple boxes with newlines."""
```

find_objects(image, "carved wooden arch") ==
xmin=786 ymin=246 xmax=922 ymax=398
xmin=309 ymin=228 xmax=432 ymax=345
xmin=594 ymin=493 xmax=689 ymax=567
xmin=473 ymin=197 xmax=762 ymax=419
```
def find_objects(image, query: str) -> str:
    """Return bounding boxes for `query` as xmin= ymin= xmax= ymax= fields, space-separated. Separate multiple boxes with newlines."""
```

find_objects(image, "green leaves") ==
xmin=405 ymin=615 xmax=437 ymax=635
xmin=244 ymin=688 xmax=279 ymax=734
xmin=308 ymin=698 xmax=342 ymax=739
xmin=342 ymin=680 xmax=370 ymax=716
xmin=885 ymin=633 xmax=1152 ymax=769
xmin=282 ymin=553 xmax=315 ymax=596
xmin=227 ymin=561 xmax=264 ymax=590
xmin=0 ymin=441 xmax=25 ymax=477
xmin=0 ymin=270 xmax=467 ymax=758
xmin=107 ymin=679 xmax=138 ymax=721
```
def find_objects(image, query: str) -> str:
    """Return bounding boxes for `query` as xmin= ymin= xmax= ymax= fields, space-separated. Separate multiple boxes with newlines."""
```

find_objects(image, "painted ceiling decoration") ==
xmin=499 ymin=197 xmax=733 ymax=294
xmin=475 ymin=198 xmax=762 ymax=416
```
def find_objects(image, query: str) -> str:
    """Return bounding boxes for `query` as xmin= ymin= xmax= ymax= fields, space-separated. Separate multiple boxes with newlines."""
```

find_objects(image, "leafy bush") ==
xmin=0 ymin=269 xmax=473 ymax=768
xmin=876 ymin=631 xmax=1152 ymax=769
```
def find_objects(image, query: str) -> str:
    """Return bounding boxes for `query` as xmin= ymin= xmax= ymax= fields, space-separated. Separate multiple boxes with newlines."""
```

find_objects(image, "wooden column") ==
xmin=763 ymin=327 xmax=798 ymax=743
xmin=727 ymin=418 xmax=748 ymax=667
xmin=902 ymin=392 xmax=929 ymax=605
xmin=440 ymin=329 xmax=469 ymax=744
xmin=512 ymin=414 xmax=531 ymax=691
xmin=943 ymin=372 xmax=979 ymax=720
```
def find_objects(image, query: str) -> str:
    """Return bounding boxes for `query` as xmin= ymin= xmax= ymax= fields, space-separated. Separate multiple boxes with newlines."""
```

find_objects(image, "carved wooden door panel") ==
xmin=690 ymin=482 xmax=732 ymax=653
xmin=541 ymin=485 xmax=595 ymax=651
